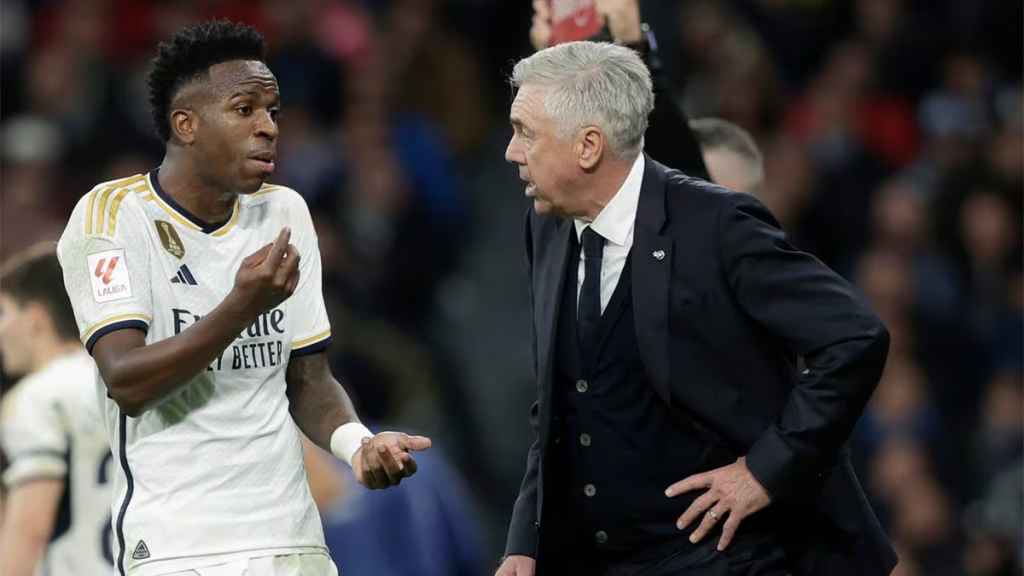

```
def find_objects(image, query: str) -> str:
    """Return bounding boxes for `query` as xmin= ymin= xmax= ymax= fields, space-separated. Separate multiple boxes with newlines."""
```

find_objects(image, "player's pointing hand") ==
xmin=352 ymin=431 xmax=432 ymax=489
xmin=233 ymin=227 xmax=301 ymax=315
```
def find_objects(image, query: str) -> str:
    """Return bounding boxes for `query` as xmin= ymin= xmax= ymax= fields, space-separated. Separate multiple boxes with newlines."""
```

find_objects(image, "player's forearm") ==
xmin=0 ymin=491 xmax=56 ymax=576
xmin=94 ymin=291 xmax=257 ymax=416
xmin=286 ymin=353 xmax=360 ymax=451
xmin=0 ymin=535 xmax=45 ymax=576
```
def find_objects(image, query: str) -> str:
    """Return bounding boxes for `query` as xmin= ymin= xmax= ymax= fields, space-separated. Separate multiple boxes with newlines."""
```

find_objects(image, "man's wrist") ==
xmin=222 ymin=289 xmax=256 ymax=324
xmin=330 ymin=422 xmax=373 ymax=466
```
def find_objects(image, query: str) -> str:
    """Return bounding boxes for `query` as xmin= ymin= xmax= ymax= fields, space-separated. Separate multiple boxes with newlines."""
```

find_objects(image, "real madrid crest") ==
xmin=155 ymin=220 xmax=185 ymax=259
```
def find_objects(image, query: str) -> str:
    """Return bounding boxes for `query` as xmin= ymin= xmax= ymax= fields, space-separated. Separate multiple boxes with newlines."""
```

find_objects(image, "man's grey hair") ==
xmin=511 ymin=41 xmax=654 ymax=158
xmin=688 ymin=117 xmax=765 ymax=188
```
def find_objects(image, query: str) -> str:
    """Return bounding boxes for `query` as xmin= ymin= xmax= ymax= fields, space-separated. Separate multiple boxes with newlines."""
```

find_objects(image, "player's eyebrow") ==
xmin=229 ymin=85 xmax=279 ymax=101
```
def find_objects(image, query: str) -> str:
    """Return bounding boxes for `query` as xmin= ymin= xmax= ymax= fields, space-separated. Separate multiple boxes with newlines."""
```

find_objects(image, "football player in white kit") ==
xmin=0 ymin=244 xmax=114 ymax=576
xmin=56 ymin=21 xmax=431 ymax=576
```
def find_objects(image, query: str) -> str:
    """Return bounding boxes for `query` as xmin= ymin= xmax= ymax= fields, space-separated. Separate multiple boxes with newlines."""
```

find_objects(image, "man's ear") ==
xmin=576 ymin=126 xmax=605 ymax=171
xmin=24 ymin=301 xmax=53 ymax=338
xmin=170 ymin=108 xmax=198 ymax=145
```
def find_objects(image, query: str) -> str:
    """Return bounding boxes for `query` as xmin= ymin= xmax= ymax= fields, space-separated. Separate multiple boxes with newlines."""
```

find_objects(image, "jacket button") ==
xmin=583 ymin=484 xmax=597 ymax=497
xmin=579 ymin=433 xmax=591 ymax=447
xmin=594 ymin=530 xmax=608 ymax=544
xmin=576 ymin=379 xmax=589 ymax=393
xmin=534 ymin=521 xmax=541 ymax=530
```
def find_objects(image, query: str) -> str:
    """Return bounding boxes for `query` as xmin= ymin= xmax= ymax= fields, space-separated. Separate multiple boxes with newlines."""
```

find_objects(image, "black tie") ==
xmin=578 ymin=226 xmax=605 ymax=356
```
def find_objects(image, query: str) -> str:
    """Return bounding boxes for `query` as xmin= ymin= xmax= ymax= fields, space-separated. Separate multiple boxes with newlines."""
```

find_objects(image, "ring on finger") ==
xmin=708 ymin=510 xmax=719 ymax=521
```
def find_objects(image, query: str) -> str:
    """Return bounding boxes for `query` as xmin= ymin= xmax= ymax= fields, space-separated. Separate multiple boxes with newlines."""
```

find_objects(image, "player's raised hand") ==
xmin=595 ymin=0 xmax=643 ymax=44
xmin=233 ymin=227 xmax=301 ymax=315
xmin=352 ymin=431 xmax=432 ymax=489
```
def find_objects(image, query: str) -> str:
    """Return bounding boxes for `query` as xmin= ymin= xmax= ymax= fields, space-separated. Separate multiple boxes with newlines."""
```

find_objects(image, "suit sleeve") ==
xmin=717 ymin=193 xmax=889 ymax=500
xmin=505 ymin=208 xmax=541 ymax=558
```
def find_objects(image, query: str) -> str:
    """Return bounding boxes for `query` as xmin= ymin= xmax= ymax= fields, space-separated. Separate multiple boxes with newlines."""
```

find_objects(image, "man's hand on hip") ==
xmin=665 ymin=456 xmax=772 ymax=551
xmin=496 ymin=555 xmax=535 ymax=576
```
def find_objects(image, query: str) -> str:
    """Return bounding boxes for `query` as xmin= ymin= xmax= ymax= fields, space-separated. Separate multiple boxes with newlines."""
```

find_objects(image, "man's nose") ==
xmin=256 ymin=110 xmax=278 ymax=140
xmin=505 ymin=136 xmax=522 ymax=164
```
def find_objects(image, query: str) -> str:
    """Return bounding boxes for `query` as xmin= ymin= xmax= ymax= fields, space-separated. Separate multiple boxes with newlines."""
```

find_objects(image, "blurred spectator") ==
xmin=970 ymin=372 xmax=1024 ymax=492
xmin=0 ymin=117 xmax=67 ymax=261
xmin=869 ymin=177 xmax=960 ymax=324
xmin=963 ymin=461 xmax=1023 ymax=576
xmin=688 ymin=117 xmax=764 ymax=194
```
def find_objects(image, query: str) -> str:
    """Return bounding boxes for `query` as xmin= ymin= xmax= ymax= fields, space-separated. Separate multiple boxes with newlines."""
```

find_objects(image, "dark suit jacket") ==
xmin=505 ymin=156 xmax=896 ymax=576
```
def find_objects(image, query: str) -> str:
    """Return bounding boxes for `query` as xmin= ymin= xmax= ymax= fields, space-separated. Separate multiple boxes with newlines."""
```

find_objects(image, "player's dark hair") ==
xmin=0 ymin=243 xmax=79 ymax=342
xmin=146 ymin=20 xmax=266 ymax=142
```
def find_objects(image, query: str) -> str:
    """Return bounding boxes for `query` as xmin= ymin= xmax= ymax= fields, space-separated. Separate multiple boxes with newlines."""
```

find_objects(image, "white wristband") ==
xmin=330 ymin=422 xmax=373 ymax=467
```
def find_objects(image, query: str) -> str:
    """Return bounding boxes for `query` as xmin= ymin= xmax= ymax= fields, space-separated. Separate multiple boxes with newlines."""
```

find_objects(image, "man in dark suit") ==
xmin=496 ymin=41 xmax=896 ymax=576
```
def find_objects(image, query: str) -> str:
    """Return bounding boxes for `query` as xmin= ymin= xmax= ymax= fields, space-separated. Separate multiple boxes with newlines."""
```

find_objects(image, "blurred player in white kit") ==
xmin=0 ymin=243 xmax=114 ymax=576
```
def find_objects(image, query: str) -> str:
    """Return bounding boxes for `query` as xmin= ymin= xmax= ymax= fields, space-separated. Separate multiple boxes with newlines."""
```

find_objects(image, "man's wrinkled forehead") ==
xmin=510 ymin=84 xmax=548 ymax=125
xmin=206 ymin=60 xmax=278 ymax=97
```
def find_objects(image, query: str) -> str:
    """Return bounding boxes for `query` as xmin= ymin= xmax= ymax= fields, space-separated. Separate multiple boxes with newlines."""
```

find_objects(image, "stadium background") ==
xmin=0 ymin=1 xmax=1020 ymax=574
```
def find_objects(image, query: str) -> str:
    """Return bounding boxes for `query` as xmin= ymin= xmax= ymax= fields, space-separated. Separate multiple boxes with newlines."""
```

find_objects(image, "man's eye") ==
xmin=269 ymin=108 xmax=280 ymax=120
xmin=237 ymin=105 xmax=252 ymax=116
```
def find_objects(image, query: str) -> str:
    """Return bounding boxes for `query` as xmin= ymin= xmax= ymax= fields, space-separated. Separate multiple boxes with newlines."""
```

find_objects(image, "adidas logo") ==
xmin=170 ymin=264 xmax=198 ymax=286
xmin=132 ymin=539 xmax=151 ymax=560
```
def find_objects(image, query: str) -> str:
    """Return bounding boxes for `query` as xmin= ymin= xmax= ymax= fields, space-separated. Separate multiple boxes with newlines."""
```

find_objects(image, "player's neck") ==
xmin=30 ymin=338 xmax=81 ymax=373
xmin=158 ymin=157 xmax=236 ymax=225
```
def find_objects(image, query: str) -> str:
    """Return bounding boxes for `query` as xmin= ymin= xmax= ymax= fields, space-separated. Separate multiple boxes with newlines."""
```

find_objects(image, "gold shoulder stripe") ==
xmin=106 ymin=182 xmax=147 ymax=236
xmin=94 ymin=186 xmax=116 ymax=234
xmin=135 ymin=185 xmax=155 ymax=202
xmin=85 ymin=175 xmax=145 ymax=235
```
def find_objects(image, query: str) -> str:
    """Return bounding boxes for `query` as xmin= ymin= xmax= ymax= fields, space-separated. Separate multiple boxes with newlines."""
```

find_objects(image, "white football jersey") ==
xmin=57 ymin=172 xmax=332 ymax=576
xmin=0 ymin=351 xmax=114 ymax=576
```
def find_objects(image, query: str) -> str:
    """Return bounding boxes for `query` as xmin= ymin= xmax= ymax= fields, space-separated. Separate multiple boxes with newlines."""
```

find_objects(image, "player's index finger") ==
xmin=399 ymin=435 xmax=432 ymax=451
xmin=267 ymin=227 xmax=291 ymax=265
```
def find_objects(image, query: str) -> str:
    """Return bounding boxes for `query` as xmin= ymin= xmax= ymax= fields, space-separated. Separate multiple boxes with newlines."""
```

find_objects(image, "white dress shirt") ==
xmin=574 ymin=153 xmax=645 ymax=315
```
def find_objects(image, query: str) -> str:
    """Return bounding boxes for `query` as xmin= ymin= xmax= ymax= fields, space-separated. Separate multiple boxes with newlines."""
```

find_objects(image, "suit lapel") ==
xmin=632 ymin=156 xmax=673 ymax=406
xmin=535 ymin=217 xmax=573 ymax=430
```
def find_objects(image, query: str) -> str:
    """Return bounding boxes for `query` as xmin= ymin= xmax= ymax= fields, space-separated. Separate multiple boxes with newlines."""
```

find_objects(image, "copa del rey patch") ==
xmin=87 ymin=248 xmax=133 ymax=303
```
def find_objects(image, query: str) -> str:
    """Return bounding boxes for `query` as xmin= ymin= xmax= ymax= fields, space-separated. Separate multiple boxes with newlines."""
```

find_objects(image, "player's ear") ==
xmin=24 ymin=301 xmax=53 ymax=337
xmin=170 ymin=108 xmax=198 ymax=145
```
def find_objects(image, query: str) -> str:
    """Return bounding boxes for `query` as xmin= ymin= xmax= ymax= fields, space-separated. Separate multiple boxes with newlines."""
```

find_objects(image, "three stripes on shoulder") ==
xmin=84 ymin=174 xmax=151 ymax=237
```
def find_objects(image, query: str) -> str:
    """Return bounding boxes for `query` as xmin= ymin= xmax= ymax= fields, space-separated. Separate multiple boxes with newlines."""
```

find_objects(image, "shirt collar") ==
xmin=574 ymin=152 xmax=645 ymax=246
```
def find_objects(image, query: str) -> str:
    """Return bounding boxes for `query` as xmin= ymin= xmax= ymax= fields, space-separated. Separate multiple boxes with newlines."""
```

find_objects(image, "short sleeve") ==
xmin=0 ymin=380 xmax=68 ymax=487
xmin=286 ymin=194 xmax=331 ymax=357
xmin=57 ymin=182 xmax=153 ymax=354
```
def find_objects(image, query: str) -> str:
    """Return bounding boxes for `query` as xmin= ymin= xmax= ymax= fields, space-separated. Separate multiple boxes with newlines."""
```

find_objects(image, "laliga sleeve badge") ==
xmin=87 ymin=249 xmax=133 ymax=303
xmin=155 ymin=220 xmax=185 ymax=259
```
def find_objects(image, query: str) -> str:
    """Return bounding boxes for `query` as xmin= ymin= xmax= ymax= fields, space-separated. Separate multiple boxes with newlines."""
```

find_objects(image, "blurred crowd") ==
xmin=0 ymin=0 xmax=1020 ymax=574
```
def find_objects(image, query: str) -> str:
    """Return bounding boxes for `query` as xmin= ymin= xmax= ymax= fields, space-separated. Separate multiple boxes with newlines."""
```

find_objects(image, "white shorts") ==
xmin=154 ymin=553 xmax=339 ymax=576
